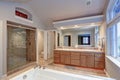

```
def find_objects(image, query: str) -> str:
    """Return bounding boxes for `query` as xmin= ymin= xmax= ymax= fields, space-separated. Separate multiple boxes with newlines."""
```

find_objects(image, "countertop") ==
xmin=54 ymin=48 xmax=104 ymax=53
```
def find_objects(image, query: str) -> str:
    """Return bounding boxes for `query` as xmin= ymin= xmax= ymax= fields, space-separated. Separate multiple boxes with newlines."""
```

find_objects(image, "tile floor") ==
xmin=39 ymin=56 xmax=107 ymax=77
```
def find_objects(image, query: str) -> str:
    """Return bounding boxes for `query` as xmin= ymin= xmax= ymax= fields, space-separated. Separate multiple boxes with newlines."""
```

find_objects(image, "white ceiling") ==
xmin=1 ymin=0 xmax=108 ymax=29
xmin=28 ymin=0 xmax=108 ymax=29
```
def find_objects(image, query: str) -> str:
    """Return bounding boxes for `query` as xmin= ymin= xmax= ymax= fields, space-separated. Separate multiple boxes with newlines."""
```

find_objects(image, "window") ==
xmin=113 ymin=0 xmax=120 ymax=17
xmin=107 ymin=0 xmax=120 ymax=61
xmin=107 ymin=21 xmax=120 ymax=60
xmin=78 ymin=34 xmax=90 ymax=45
xmin=117 ymin=22 xmax=120 ymax=58
xmin=83 ymin=37 xmax=89 ymax=44
xmin=108 ymin=0 xmax=120 ymax=22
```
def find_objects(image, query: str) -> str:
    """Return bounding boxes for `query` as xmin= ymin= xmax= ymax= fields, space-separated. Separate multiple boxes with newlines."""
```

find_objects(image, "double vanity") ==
xmin=54 ymin=24 xmax=105 ymax=70
xmin=54 ymin=49 xmax=105 ymax=69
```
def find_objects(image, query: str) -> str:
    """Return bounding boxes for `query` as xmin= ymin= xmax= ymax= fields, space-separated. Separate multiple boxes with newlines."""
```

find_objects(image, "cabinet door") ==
xmin=87 ymin=55 xmax=94 ymax=68
xmin=60 ymin=55 xmax=65 ymax=64
xmin=80 ymin=55 xmax=87 ymax=67
xmin=95 ymin=61 xmax=105 ymax=69
xmin=71 ymin=52 xmax=80 ymax=60
xmin=95 ymin=53 xmax=105 ymax=61
xmin=65 ymin=55 xmax=71 ymax=64
xmin=71 ymin=59 xmax=80 ymax=66
xmin=64 ymin=52 xmax=71 ymax=64
xmin=54 ymin=52 xmax=60 ymax=57
xmin=54 ymin=57 xmax=60 ymax=63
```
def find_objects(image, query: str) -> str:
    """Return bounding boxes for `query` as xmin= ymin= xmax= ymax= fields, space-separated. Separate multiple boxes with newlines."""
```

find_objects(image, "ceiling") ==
xmin=1 ymin=0 xmax=108 ymax=29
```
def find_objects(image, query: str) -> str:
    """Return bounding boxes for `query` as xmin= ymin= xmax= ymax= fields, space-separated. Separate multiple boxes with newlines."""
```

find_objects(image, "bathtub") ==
xmin=9 ymin=67 xmax=114 ymax=80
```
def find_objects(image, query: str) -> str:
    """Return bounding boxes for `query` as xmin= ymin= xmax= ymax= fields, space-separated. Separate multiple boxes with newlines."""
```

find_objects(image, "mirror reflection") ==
xmin=56 ymin=26 xmax=100 ymax=48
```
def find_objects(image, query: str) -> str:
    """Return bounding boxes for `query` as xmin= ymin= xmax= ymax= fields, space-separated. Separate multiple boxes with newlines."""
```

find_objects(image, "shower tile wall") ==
xmin=7 ymin=26 xmax=28 ymax=71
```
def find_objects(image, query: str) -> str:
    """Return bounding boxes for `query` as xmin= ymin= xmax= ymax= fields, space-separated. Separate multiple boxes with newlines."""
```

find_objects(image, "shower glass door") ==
xmin=7 ymin=24 xmax=36 ymax=73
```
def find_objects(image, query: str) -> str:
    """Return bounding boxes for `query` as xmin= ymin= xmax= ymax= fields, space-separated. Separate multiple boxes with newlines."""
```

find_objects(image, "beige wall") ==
xmin=38 ymin=31 xmax=44 ymax=54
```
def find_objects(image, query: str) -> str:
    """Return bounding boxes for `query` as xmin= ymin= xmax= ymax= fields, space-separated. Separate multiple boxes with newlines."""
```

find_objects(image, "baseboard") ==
xmin=104 ymin=69 xmax=110 ymax=77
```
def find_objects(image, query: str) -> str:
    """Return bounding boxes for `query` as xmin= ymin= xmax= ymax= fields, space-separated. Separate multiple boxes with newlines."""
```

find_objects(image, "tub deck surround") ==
xmin=9 ymin=67 xmax=114 ymax=80
xmin=54 ymin=48 xmax=105 ymax=69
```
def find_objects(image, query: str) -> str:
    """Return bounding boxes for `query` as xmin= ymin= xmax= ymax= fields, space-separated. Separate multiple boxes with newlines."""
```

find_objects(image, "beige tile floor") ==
xmin=39 ymin=56 xmax=107 ymax=77
xmin=47 ymin=64 xmax=107 ymax=77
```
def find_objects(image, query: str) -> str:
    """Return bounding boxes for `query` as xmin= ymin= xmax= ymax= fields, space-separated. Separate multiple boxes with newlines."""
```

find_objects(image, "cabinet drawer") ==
xmin=95 ymin=61 xmax=105 ymax=69
xmin=71 ymin=53 xmax=80 ymax=60
xmin=95 ymin=54 xmax=105 ymax=61
xmin=54 ymin=51 xmax=60 ymax=53
xmin=71 ymin=59 xmax=80 ymax=66
xmin=81 ymin=53 xmax=94 ymax=56
xmin=54 ymin=53 xmax=60 ymax=57
xmin=61 ymin=51 xmax=70 ymax=54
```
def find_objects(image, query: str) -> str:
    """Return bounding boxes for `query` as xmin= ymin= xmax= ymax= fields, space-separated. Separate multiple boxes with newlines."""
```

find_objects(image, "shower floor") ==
xmin=8 ymin=56 xmax=29 ymax=71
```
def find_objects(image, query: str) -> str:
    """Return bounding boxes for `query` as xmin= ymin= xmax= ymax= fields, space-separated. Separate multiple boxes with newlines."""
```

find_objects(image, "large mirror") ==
xmin=56 ymin=26 xmax=100 ymax=48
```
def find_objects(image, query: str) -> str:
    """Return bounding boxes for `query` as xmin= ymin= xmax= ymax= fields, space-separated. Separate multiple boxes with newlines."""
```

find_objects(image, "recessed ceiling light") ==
xmin=90 ymin=23 xmax=96 ymax=26
xmin=74 ymin=25 xmax=79 ymax=28
xmin=60 ymin=27 xmax=64 ymax=29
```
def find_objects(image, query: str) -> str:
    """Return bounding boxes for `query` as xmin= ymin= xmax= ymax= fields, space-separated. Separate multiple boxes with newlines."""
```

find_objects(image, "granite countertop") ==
xmin=54 ymin=48 xmax=104 ymax=53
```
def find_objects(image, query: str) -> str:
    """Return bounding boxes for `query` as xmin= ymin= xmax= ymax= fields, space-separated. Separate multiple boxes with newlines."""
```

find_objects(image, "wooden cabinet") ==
xmin=71 ymin=52 xmax=80 ymax=66
xmin=95 ymin=53 xmax=105 ymax=69
xmin=61 ymin=51 xmax=71 ymax=64
xmin=81 ymin=55 xmax=87 ymax=67
xmin=87 ymin=53 xmax=94 ymax=68
xmin=54 ymin=51 xmax=60 ymax=63
xmin=80 ymin=53 xmax=94 ymax=68
xmin=54 ymin=50 xmax=105 ymax=69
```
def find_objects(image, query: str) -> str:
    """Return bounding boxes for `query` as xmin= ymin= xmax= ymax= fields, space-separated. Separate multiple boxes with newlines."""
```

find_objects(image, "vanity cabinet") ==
xmin=54 ymin=51 xmax=60 ymax=63
xmin=95 ymin=54 xmax=105 ymax=69
xmin=54 ymin=50 xmax=105 ymax=69
xmin=71 ymin=52 xmax=80 ymax=66
xmin=60 ymin=51 xmax=71 ymax=64
xmin=80 ymin=53 xmax=94 ymax=68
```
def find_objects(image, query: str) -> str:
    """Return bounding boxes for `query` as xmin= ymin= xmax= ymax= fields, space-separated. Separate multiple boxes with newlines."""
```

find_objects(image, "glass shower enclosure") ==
xmin=7 ymin=22 xmax=36 ymax=74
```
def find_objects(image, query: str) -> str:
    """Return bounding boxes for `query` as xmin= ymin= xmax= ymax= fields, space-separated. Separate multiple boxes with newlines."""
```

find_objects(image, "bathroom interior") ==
xmin=0 ymin=0 xmax=120 ymax=80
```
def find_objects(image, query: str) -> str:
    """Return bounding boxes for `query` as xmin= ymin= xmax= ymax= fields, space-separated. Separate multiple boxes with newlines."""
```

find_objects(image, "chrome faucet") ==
xmin=23 ymin=75 xmax=27 ymax=79
xmin=43 ymin=66 xmax=46 ymax=69
xmin=34 ymin=64 xmax=41 ymax=69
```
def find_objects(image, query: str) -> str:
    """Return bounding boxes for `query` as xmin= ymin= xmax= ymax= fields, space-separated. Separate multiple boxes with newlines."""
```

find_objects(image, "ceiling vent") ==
xmin=86 ymin=0 xmax=92 ymax=6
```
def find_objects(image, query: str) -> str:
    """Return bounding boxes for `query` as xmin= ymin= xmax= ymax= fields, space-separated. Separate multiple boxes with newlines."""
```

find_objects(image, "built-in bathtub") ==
xmin=9 ymin=67 xmax=115 ymax=80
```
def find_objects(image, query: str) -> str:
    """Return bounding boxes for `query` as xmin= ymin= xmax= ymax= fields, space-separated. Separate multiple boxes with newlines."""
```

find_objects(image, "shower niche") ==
xmin=7 ymin=21 xmax=36 ymax=74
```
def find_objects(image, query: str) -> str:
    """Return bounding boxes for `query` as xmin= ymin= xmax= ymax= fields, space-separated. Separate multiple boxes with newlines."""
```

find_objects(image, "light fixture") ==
xmin=90 ymin=23 xmax=96 ymax=26
xmin=74 ymin=25 xmax=79 ymax=28
xmin=60 ymin=27 xmax=64 ymax=29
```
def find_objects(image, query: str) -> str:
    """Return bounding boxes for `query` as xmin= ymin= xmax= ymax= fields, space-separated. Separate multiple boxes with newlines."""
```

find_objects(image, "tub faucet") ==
xmin=34 ymin=64 xmax=41 ymax=69
xmin=43 ymin=66 xmax=46 ymax=69
xmin=23 ymin=75 xmax=27 ymax=79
